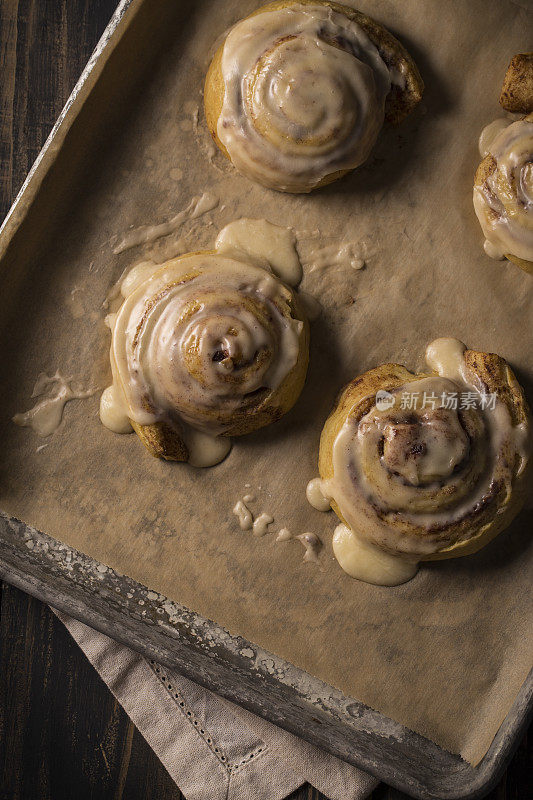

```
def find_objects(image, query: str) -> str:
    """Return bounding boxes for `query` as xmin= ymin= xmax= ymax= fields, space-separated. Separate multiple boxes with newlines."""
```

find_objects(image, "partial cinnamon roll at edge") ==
xmin=474 ymin=52 xmax=533 ymax=273
xmin=473 ymin=112 xmax=533 ymax=273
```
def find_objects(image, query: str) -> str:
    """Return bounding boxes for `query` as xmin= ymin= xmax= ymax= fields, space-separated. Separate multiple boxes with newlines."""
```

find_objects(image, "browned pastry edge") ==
xmin=500 ymin=53 xmax=533 ymax=113
xmin=464 ymin=350 xmax=529 ymax=428
xmin=204 ymin=0 xmax=424 ymax=191
xmin=131 ymin=419 xmax=189 ymax=461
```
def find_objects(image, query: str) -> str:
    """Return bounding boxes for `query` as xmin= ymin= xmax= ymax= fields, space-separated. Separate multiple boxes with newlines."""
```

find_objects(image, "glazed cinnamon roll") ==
xmin=317 ymin=339 xmax=530 ymax=585
xmin=204 ymin=1 xmax=423 ymax=193
xmin=474 ymin=113 xmax=533 ymax=273
xmin=100 ymin=251 xmax=309 ymax=466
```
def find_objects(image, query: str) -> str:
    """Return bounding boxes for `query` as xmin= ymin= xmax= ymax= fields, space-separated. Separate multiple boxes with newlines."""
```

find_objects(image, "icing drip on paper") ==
xmin=181 ymin=427 xmax=232 ymax=468
xmin=113 ymin=193 xmax=219 ymax=254
xmin=233 ymin=500 xmax=253 ymax=530
xmin=306 ymin=241 xmax=366 ymax=273
xmin=252 ymin=513 xmax=274 ymax=537
xmin=216 ymin=218 xmax=302 ymax=286
xmin=232 ymin=499 xmax=273 ymax=536
xmin=274 ymin=527 xmax=322 ymax=564
xmin=297 ymin=233 xmax=368 ymax=307
xmin=13 ymin=372 xmax=96 ymax=437
xmin=296 ymin=531 xmax=322 ymax=563
xmin=233 ymin=494 xmax=322 ymax=564
xmin=99 ymin=384 xmax=132 ymax=434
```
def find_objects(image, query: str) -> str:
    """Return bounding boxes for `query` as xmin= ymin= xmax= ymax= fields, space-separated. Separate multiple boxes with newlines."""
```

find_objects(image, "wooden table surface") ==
xmin=0 ymin=2 xmax=530 ymax=798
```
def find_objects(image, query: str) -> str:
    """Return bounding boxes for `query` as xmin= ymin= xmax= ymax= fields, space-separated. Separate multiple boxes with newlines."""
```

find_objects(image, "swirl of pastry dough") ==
xmin=474 ymin=114 xmax=533 ymax=273
xmin=318 ymin=339 xmax=530 ymax=583
xmin=204 ymin=1 xmax=423 ymax=193
xmin=102 ymin=252 xmax=309 ymax=462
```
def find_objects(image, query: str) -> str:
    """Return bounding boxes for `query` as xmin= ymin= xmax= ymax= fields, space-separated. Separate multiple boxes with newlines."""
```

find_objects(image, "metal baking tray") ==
xmin=0 ymin=2 xmax=531 ymax=797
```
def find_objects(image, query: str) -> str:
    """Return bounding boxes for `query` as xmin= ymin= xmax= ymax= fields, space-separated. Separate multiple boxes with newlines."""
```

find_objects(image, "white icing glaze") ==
xmin=217 ymin=4 xmax=392 ymax=192
xmin=233 ymin=500 xmax=253 ymax=530
xmin=13 ymin=372 xmax=96 ymax=437
xmin=99 ymin=385 xmax=132 ymax=433
xmin=425 ymin=336 xmax=468 ymax=384
xmin=332 ymin=524 xmax=418 ymax=586
xmin=104 ymin=312 xmax=117 ymax=330
xmin=109 ymin=220 xmax=325 ymax=335
xmin=483 ymin=239 xmax=506 ymax=260
xmin=473 ymin=118 xmax=533 ymax=262
xmin=323 ymin=338 xmax=530 ymax=561
xmin=215 ymin=218 xmax=302 ymax=286
xmin=120 ymin=261 xmax=161 ymax=299
xmin=296 ymin=531 xmax=322 ymax=563
xmin=101 ymin=224 xmax=306 ymax=467
xmin=180 ymin=426 xmax=231 ymax=468
xmin=478 ymin=118 xmax=511 ymax=158
xmin=306 ymin=477 xmax=331 ymax=511
xmin=306 ymin=241 xmax=365 ymax=273
xmin=275 ymin=527 xmax=322 ymax=563
xmin=427 ymin=338 xmax=529 ymax=475
xmin=233 ymin=496 xmax=274 ymax=536
xmin=253 ymin=513 xmax=274 ymax=537
xmin=103 ymin=255 xmax=303 ymax=432
xmin=113 ymin=193 xmax=219 ymax=254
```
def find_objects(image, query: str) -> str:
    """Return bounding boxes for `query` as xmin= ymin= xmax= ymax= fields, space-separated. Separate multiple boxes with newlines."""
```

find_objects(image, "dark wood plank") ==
xmin=0 ymin=585 xmax=183 ymax=800
xmin=0 ymin=0 xmax=18 ymax=213
xmin=0 ymin=1 xmax=530 ymax=799
xmin=9 ymin=0 xmax=119 ymax=204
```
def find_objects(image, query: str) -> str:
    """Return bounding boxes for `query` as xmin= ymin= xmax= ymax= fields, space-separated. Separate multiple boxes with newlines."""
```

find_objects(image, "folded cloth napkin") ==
xmin=53 ymin=609 xmax=378 ymax=800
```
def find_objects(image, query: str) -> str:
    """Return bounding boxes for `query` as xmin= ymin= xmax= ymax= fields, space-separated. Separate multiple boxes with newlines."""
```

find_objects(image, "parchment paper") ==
xmin=0 ymin=0 xmax=531 ymax=767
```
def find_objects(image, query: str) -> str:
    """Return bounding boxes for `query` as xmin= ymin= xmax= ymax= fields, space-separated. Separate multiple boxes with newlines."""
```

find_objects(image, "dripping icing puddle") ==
xmin=13 ymin=372 xmax=97 ymax=438
xmin=113 ymin=192 xmax=219 ymax=254
xmin=232 ymin=491 xmax=323 ymax=566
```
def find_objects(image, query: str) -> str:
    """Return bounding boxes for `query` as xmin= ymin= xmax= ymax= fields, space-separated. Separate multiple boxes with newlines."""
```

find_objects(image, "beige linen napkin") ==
xmin=52 ymin=609 xmax=378 ymax=800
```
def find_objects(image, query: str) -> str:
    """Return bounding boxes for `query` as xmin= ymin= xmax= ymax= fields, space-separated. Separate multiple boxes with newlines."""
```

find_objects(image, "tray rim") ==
xmin=0 ymin=1 xmax=531 ymax=797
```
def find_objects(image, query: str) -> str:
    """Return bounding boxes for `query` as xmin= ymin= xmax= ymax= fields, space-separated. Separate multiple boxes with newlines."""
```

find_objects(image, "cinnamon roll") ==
xmin=100 ymin=249 xmax=309 ymax=466
xmin=474 ymin=113 xmax=533 ymax=273
xmin=204 ymin=1 xmax=423 ymax=193
xmin=317 ymin=339 xmax=530 ymax=585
